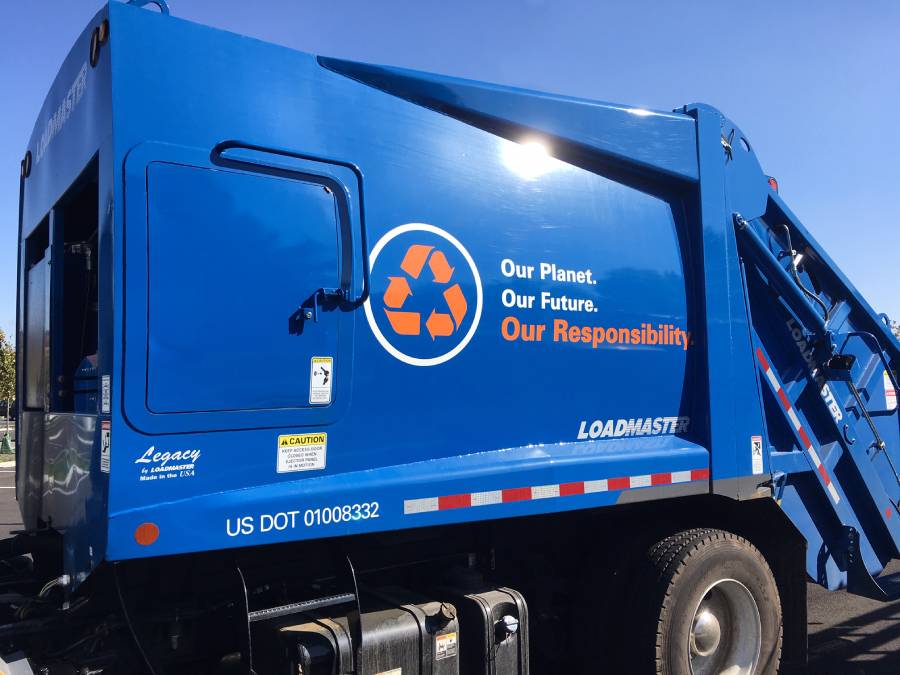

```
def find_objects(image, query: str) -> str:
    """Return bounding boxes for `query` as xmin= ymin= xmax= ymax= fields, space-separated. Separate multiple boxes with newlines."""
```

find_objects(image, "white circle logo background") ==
xmin=363 ymin=223 xmax=484 ymax=367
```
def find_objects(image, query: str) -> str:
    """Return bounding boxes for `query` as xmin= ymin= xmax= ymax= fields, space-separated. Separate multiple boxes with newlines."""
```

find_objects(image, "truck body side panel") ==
xmin=102 ymin=4 xmax=716 ymax=563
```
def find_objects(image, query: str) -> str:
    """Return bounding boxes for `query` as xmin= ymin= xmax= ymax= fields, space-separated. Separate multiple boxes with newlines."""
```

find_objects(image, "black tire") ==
xmin=644 ymin=528 xmax=782 ymax=675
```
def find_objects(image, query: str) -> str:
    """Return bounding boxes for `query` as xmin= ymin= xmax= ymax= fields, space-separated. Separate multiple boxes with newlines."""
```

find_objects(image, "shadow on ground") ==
xmin=784 ymin=560 xmax=900 ymax=674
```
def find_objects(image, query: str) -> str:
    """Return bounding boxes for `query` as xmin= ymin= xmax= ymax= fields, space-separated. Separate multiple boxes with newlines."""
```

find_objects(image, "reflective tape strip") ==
xmin=531 ymin=484 xmax=560 ymax=500
xmin=765 ymin=367 xmax=781 ymax=393
xmin=403 ymin=467 xmax=709 ymax=515
xmin=755 ymin=347 xmax=840 ymax=504
xmin=629 ymin=474 xmax=652 ymax=489
xmin=404 ymin=497 xmax=439 ymax=514
xmin=471 ymin=490 xmax=502 ymax=507
xmin=787 ymin=407 xmax=803 ymax=432
xmin=584 ymin=479 xmax=608 ymax=494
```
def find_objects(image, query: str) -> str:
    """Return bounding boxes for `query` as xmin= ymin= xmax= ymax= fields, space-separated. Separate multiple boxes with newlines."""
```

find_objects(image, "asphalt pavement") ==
xmin=0 ymin=466 xmax=897 ymax=672
xmin=801 ymin=559 xmax=900 ymax=674
xmin=0 ymin=462 xmax=18 ymax=539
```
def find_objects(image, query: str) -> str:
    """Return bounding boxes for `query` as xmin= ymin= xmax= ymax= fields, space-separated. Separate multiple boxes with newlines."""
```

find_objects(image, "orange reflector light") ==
xmin=134 ymin=522 xmax=159 ymax=546
xmin=767 ymin=176 xmax=779 ymax=192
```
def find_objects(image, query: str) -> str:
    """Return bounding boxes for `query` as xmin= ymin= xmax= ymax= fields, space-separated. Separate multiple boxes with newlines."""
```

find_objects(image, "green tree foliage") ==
xmin=0 ymin=330 xmax=14 ymax=436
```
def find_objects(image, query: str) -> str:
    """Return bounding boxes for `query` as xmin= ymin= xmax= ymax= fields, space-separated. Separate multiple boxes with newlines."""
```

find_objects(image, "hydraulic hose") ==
xmin=779 ymin=224 xmax=830 ymax=325
xmin=733 ymin=213 xmax=828 ymax=336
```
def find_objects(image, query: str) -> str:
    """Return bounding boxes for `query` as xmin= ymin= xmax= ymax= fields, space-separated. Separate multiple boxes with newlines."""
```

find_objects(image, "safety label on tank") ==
xmin=436 ymin=632 xmax=458 ymax=660
xmin=277 ymin=433 xmax=327 ymax=473
xmin=309 ymin=357 xmax=333 ymax=405
xmin=751 ymin=435 xmax=764 ymax=475
xmin=885 ymin=370 xmax=897 ymax=411
xmin=100 ymin=420 xmax=110 ymax=474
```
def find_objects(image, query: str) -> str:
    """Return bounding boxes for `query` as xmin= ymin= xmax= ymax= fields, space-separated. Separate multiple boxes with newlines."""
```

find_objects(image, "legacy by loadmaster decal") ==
xmin=135 ymin=445 xmax=201 ymax=481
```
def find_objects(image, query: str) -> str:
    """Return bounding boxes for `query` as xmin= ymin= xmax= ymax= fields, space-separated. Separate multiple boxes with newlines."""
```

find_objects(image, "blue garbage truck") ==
xmin=7 ymin=1 xmax=899 ymax=673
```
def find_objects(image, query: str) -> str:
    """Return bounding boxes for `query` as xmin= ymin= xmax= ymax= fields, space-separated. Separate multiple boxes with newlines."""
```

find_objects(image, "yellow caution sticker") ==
xmin=277 ymin=433 xmax=326 ymax=473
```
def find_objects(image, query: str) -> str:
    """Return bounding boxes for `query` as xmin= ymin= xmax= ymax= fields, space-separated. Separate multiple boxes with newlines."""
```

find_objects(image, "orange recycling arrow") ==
xmin=384 ymin=276 xmax=413 ymax=308
xmin=400 ymin=245 xmax=433 ymax=279
xmin=426 ymin=310 xmax=454 ymax=340
xmin=443 ymin=283 xmax=467 ymax=327
xmin=428 ymin=250 xmax=455 ymax=283
xmin=384 ymin=310 xmax=421 ymax=336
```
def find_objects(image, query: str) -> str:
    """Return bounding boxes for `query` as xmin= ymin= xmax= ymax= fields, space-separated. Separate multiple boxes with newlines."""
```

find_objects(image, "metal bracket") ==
xmin=247 ymin=592 xmax=356 ymax=623
xmin=126 ymin=0 xmax=171 ymax=15
xmin=721 ymin=129 xmax=734 ymax=161
xmin=345 ymin=556 xmax=364 ymax=671
xmin=289 ymin=287 xmax=345 ymax=335
xmin=844 ymin=526 xmax=900 ymax=601
xmin=303 ymin=287 xmax=344 ymax=323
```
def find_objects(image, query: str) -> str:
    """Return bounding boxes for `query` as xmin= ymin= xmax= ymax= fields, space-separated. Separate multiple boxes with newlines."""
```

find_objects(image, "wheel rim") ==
xmin=688 ymin=579 xmax=761 ymax=675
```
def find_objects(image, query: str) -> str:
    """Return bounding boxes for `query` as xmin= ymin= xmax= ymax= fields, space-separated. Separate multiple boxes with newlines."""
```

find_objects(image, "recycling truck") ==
xmin=7 ymin=1 xmax=900 ymax=673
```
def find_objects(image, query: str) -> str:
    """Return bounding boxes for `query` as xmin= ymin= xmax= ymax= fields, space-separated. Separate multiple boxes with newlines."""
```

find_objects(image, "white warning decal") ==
xmin=100 ymin=420 xmax=110 ymax=474
xmin=101 ymin=374 xmax=111 ymax=414
xmin=885 ymin=370 xmax=897 ymax=411
xmin=309 ymin=356 xmax=333 ymax=405
xmin=751 ymin=435 xmax=763 ymax=475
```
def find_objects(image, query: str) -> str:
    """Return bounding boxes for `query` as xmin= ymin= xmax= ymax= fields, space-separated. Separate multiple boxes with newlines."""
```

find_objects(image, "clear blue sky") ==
xmin=2 ymin=0 xmax=898 ymax=341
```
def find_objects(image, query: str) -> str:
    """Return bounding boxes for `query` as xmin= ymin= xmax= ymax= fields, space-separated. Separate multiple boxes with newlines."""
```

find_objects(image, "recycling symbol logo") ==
xmin=383 ymin=245 xmax=468 ymax=340
xmin=364 ymin=223 xmax=483 ymax=367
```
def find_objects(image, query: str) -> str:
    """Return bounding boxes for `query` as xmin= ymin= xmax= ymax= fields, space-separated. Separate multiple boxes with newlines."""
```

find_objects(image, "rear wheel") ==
xmin=648 ymin=529 xmax=782 ymax=675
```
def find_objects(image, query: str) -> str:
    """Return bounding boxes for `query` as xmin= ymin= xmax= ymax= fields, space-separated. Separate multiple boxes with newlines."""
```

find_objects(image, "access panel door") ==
xmin=123 ymin=143 xmax=363 ymax=433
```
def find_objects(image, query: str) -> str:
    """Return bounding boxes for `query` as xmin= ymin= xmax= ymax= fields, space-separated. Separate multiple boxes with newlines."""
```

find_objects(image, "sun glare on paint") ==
xmin=501 ymin=139 xmax=561 ymax=180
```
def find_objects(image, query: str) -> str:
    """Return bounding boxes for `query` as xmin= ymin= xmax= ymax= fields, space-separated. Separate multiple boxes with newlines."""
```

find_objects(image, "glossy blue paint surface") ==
xmin=107 ymin=4 xmax=709 ymax=569
xmin=318 ymin=57 xmax=700 ymax=183
xmin=16 ymin=2 xmax=896 ymax=591
xmin=146 ymin=162 xmax=341 ymax=413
